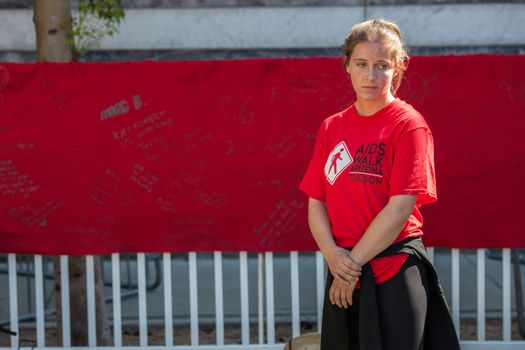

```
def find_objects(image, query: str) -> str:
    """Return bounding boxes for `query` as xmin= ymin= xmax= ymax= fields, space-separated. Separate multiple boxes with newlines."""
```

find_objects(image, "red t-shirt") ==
xmin=299 ymin=98 xmax=437 ymax=284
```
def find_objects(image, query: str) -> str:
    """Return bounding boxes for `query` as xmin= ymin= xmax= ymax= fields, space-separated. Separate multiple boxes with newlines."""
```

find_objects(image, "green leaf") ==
xmin=72 ymin=0 xmax=125 ymax=57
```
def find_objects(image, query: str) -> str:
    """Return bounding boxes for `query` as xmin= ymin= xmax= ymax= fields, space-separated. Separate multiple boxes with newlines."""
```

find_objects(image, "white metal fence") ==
xmin=1 ymin=248 xmax=524 ymax=349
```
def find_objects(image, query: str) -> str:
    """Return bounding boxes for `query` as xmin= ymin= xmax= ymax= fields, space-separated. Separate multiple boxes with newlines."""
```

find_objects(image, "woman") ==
xmin=299 ymin=19 xmax=460 ymax=350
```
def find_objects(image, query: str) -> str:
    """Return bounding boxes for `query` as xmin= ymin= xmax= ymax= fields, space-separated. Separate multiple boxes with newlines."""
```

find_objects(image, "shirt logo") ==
xmin=324 ymin=141 xmax=353 ymax=185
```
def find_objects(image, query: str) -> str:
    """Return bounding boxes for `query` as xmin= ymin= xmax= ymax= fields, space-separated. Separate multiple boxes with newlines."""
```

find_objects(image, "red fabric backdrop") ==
xmin=0 ymin=55 xmax=524 ymax=255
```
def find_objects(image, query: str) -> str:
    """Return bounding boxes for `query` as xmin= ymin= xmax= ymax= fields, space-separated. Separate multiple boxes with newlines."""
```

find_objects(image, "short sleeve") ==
xmin=389 ymin=127 xmax=437 ymax=205
xmin=299 ymin=126 xmax=327 ymax=201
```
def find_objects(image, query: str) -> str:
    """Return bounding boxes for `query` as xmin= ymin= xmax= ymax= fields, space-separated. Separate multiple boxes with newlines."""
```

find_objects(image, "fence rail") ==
xmin=1 ymin=248 xmax=524 ymax=349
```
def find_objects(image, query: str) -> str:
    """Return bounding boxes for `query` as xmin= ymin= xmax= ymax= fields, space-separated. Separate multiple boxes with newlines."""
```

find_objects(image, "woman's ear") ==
xmin=392 ymin=62 xmax=403 ymax=78
xmin=394 ymin=59 xmax=407 ymax=76
xmin=345 ymin=64 xmax=351 ymax=75
xmin=393 ymin=68 xmax=399 ymax=78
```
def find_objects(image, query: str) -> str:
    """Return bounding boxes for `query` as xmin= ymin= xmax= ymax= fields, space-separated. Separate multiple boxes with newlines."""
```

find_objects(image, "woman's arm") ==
xmin=308 ymin=198 xmax=361 ymax=284
xmin=348 ymin=194 xmax=417 ymax=266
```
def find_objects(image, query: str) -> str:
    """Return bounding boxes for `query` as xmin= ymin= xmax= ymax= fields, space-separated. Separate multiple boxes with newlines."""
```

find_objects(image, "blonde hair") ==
xmin=343 ymin=19 xmax=409 ymax=94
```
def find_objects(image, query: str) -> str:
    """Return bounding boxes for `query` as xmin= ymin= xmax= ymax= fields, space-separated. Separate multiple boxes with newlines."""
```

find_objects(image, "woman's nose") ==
xmin=366 ymin=67 xmax=376 ymax=80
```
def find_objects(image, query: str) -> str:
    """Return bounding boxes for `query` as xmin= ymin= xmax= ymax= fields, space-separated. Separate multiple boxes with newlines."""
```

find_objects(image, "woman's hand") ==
xmin=329 ymin=278 xmax=357 ymax=308
xmin=327 ymin=246 xmax=362 ymax=284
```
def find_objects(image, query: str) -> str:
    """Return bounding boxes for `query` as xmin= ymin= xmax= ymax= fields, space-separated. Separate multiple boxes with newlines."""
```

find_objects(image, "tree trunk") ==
xmin=33 ymin=0 xmax=111 ymax=345
xmin=59 ymin=257 xmax=112 ymax=346
xmin=33 ymin=0 xmax=72 ymax=62
xmin=54 ymin=257 xmax=112 ymax=345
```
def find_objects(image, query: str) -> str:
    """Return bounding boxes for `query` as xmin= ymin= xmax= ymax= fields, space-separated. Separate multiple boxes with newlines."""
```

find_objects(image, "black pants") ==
xmin=321 ymin=256 xmax=429 ymax=350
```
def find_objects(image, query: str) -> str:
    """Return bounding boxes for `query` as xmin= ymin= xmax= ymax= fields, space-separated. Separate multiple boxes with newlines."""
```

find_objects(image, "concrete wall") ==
xmin=0 ymin=0 xmax=524 ymax=61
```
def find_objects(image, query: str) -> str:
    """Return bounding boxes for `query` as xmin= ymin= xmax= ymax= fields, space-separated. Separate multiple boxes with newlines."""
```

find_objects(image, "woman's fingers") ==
xmin=333 ymin=286 xmax=341 ymax=307
xmin=329 ymin=283 xmax=335 ymax=305
xmin=330 ymin=283 xmax=341 ymax=307
xmin=340 ymin=288 xmax=348 ymax=308
xmin=339 ymin=269 xmax=360 ymax=283
xmin=330 ymin=281 xmax=352 ymax=308
xmin=341 ymin=256 xmax=362 ymax=272
xmin=332 ymin=268 xmax=359 ymax=286
xmin=345 ymin=285 xmax=353 ymax=306
xmin=330 ymin=265 xmax=359 ymax=279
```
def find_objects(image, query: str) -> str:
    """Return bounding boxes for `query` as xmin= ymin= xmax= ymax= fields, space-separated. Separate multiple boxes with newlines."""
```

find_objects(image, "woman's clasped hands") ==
xmin=327 ymin=246 xmax=362 ymax=308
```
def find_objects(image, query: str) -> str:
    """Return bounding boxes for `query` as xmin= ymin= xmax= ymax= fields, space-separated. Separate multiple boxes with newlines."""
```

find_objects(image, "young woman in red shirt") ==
xmin=300 ymin=19 xmax=460 ymax=350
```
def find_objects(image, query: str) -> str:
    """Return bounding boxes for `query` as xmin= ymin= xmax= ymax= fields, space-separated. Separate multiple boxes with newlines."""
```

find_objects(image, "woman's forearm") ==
xmin=349 ymin=194 xmax=416 ymax=266
xmin=308 ymin=198 xmax=338 ymax=259
xmin=308 ymin=198 xmax=362 ymax=283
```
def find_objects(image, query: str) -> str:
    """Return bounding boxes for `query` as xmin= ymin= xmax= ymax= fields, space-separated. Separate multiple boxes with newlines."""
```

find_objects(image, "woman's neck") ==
xmin=355 ymin=95 xmax=396 ymax=117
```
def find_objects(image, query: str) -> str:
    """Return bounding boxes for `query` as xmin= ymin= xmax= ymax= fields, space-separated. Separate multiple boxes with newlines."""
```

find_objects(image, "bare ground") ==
xmin=1 ymin=319 xmax=523 ymax=347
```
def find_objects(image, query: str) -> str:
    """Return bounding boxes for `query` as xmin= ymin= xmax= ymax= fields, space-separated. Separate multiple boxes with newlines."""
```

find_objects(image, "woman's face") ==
xmin=345 ymin=42 xmax=397 ymax=107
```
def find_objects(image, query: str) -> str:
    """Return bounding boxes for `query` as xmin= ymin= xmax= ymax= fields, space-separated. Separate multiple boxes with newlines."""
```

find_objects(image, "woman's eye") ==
xmin=357 ymin=62 xmax=366 ymax=68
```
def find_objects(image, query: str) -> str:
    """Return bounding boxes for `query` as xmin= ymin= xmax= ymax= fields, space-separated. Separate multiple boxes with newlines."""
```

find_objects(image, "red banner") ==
xmin=0 ymin=56 xmax=524 ymax=255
